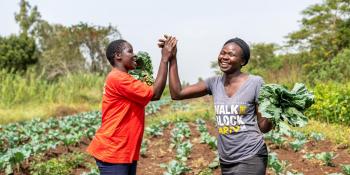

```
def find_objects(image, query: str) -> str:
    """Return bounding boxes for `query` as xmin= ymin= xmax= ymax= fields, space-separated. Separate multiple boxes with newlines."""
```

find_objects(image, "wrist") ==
xmin=160 ymin=57 xmax=168 ymax=64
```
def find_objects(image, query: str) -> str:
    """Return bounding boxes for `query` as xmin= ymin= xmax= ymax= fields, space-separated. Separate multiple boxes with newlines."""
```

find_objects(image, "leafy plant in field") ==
xmin=195 ymin=118 xmax=206 ymax=125
xmin=268 ymin=152 xmax=288 ymax=175
xmin=171 ymin=101 xmax=190 ymax=112
xmin=145 ymin=124 xmax=163 ymax=137
xmin=175 ymin=140 xmax=192 ymax=162
xmin=0 ymin=146 xmax=31 ymax=174
xmin=208 ymin=154 xmax=219 ymax=169
xmin=289 ymin=139 xmax=307 ymax=152
xmin=309 ymin=132 xmax=324 ymax=141
xmin=258 ymin=83 xmax=314 ymax=129
xmin=161 ymin=160 xmax=191 ymax=175
xmin=140 ymin=139 xmax=148 ymax=157
xmin=315 ymin=152 xmax=336 ymax=167
xmin=341 ymin=164 xmax=350 ymax=175
xmin=200 ymin=132 xmax=217 ymax=150
xmin=30 ymin=152 xmax=88 ymax=175
xmin=0 ymin=111 xmax=102 ymax=173
xmin=303 ymin=153 xmax=315 ymax=160
xmin=174 ymin=122 xmax=191 ymax=138
xmin=290 ymin=130 xmax=307 ymax=140
xmin=265 ymin=131 xmax=287 ymax=147
xmin=160 ymin=119 xmax=170 ymax=128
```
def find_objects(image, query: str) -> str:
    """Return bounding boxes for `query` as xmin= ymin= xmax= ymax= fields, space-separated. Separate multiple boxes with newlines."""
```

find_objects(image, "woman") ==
xmin=87 ymin=36 xmax=177 ymax=175
xmin=162 ymin=37 xmax=273 ymax=175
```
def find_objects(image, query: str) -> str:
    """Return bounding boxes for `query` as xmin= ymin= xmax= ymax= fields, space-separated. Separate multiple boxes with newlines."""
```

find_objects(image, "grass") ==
xmin=0 ymin=70 xmax=104 ymax=124
xmin=296 ymin=119 xmax=350 ymax=147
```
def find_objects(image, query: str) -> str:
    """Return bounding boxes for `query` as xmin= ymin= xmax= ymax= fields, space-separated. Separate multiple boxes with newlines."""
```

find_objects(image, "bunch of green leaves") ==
xmin=196 ymin=118 xmax=208 ymax=133
xmin=268 ymin=152 xmax=289 ymax=175
xmin=161 ymin=160 xmax=191 ymax=175
xmin=303 ymin=153 xmax=315 ymax=160
xmin=175 ymin=140 xmax=192 ymax=162
xmin=315 ymin=152 xmax=336 ymax=167
xmin=200 ymin=132 xmax=217 ymax=150
xmin=289 ymin=138 xmax=307 ymax=152
xmin=258 ymin=83 xmax=315 ymax=129
xmin=140 ymin=139 xmax=148 ymax=157
xmin=145 ymin=123 xmax=163 ymax=137
xmin=129 ymin=51 xmax=154 ymax=85
xmin=264 ymin=130 xmax=287 ymax=147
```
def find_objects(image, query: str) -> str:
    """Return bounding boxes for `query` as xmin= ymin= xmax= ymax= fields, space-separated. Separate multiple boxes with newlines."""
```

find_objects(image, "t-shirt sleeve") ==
xmin=115 ymin=76 xmax=154 ymax=107
xmin=255 ymin=76 xmax=265 ymax=104
xmin=204 ymin=77 xmax=215 ymax=95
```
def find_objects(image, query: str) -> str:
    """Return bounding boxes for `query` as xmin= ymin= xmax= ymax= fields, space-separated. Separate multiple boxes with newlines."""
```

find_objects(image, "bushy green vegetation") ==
xmin=30 ymin=152 xmax=91 ymax=175
xmin=306 ymin=82 xmax=350 ymax=125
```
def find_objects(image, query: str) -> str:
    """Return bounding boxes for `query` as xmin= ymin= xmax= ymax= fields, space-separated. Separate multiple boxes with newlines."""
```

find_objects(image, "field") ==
xmin=1 ymin=97 xmax=350 ymax=175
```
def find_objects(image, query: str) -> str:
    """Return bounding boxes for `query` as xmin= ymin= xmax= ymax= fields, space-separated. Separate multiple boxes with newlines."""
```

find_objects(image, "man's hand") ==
xmin=159 ymin=35 xmax=177 ymax=58
xmin=160 ymin=35 xmax=177 ymax=62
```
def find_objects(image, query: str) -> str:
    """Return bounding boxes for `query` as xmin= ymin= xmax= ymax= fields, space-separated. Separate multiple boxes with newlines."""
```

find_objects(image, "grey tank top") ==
xmin=205 ymin=74 xmax=265 ymax=164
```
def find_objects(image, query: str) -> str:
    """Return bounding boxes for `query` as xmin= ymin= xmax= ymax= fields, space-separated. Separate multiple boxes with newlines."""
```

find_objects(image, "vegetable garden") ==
xmin=1 ymin=97 xmax=349 ymax=175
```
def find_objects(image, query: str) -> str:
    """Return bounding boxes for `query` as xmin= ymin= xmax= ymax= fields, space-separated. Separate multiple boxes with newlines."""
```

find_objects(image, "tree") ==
xmin=34 ymin=21 xmax=121 ymax=79
xmin=287 ymin=0 xmax=350 ymax=60
xmin=71 ymin=23 xmax=121 ymax=73
xmin=0 ymin=35 xmax=38 ymax=72
xmin=15 ymin=0 xmax=41 ymax=35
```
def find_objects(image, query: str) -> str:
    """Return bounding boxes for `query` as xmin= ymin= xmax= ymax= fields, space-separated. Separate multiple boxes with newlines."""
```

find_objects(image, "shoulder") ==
xmin=249 ymin=74 xmax=264 ymax=84
xmin=205 ymin=75 xmax=223 ymax=83
xmin=106 ymin=70 xmax=136 ymax=85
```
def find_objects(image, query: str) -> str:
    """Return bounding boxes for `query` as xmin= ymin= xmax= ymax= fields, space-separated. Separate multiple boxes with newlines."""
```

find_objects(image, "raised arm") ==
xmin=151 ymin=37 xmax=177 ymax=101
xmin=168 ymin=54 xmax=209 ymax=100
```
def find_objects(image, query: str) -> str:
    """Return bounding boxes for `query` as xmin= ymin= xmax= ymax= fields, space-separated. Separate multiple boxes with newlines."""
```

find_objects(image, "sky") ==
xmin=1 ymin=0 xmax=321 ymax=83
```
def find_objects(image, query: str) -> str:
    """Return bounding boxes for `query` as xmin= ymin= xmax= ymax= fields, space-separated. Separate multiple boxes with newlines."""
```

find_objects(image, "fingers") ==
xmin=158 ymin=34 xmax=177 ymax=49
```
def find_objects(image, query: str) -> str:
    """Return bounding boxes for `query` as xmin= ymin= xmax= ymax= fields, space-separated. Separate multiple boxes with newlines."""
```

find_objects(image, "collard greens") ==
xmin=258 ymin=83 xmax=315 ymax=128
xmin=129 ymin=51 xmax=154 ymax=85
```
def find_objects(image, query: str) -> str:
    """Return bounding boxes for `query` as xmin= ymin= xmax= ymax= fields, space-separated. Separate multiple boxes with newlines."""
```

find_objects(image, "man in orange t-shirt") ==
xmin=87 ymin=37 xmax=177 ymax=175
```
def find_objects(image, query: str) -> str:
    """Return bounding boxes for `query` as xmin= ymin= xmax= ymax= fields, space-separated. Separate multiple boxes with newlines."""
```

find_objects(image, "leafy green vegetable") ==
xmin=341 ymin=164 xmax=350 ymax=175
xmin=258 ymin=83 xmax=315 ymax=129
xmin=315 ymin=152 xmax=336 ymax=167
xmin=129 ymin=51 xmax=154 ymax=85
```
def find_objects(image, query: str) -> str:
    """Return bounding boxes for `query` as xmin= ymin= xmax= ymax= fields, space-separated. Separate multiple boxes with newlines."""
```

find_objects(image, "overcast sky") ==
xmin=1 ymin=0 xmax=321 ymax=83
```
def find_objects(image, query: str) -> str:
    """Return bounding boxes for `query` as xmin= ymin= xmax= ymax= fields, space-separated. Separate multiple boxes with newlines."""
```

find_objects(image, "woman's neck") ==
xmin=224 ymin=70 xmax=243 ymax=83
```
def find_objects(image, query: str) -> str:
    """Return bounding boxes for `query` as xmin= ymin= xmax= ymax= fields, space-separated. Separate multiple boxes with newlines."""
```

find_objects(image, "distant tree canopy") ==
xmin=0 ymin=0 xmax=121 ymax=78
xmin=0 ymin=34 xmax=38 ymax=72
xmin=34 ymin=21 xmax=121 ymax=79
xmin=209 ymin=0 xmax=350 ymax=84
xmin=287 ymin=0 xmax=350 ymax=60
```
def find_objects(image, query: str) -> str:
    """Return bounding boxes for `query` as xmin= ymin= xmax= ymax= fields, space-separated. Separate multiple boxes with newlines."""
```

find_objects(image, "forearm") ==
xmin=169 ymin=57 xmax=183 ymax=100
xmin=152 ymin=58 xmax=168 ymax=100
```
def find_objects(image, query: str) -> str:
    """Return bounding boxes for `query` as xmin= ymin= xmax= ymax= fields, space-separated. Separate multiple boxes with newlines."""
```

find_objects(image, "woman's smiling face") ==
xmin=218 ymin=43 xmax=245 ymax=73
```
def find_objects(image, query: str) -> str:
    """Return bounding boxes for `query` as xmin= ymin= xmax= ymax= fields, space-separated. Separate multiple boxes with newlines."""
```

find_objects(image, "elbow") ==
xmin=170 ymin=94 xmax=182 ymax=100
xmin=152 ymin=93 xmax=161 ymax=101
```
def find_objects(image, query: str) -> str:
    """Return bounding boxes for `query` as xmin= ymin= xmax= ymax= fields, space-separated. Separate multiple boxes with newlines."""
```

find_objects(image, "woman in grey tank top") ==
xmin=159 ymin=36 xmax=273 ymax=175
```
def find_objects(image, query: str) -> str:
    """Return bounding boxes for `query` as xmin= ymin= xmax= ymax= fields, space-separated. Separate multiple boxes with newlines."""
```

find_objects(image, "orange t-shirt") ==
xmin=87 ymin=69 xmax=154 ymax=163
